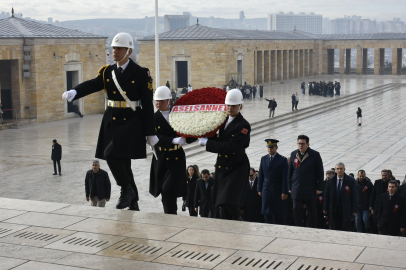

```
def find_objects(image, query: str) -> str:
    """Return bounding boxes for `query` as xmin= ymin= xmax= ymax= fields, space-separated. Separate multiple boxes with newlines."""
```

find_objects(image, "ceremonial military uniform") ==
xmin=207 ymin=113 xmax=251 ymax=220
xmin=149 ymin=110 xmax=195 ymax=214
xmin=258 ymin=139 xmax=289 ymax=225
xmin=72 ymin=58 xmax=155 ymax=209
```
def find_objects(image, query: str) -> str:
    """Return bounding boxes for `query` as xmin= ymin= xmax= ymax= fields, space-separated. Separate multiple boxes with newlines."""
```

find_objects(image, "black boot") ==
xmin=128 ymin=197 xmax=140 ymax=211
xmin=116 ymin=184 xmax=135 ymax=209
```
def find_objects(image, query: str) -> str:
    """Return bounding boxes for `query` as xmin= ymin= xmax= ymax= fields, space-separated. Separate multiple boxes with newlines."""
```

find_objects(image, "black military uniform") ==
xmin=72 ymin=59 xmax=155 ymax=210
xmin=206 ymin=113 xmax=251 ymax=220
xmin=149 ymin=110 xmax=196 ymax=214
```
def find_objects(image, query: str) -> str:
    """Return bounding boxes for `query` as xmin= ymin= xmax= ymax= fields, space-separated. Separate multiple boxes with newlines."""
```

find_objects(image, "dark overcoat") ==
xmin=51 ymin=143 xmax=62 ymax=161
xmin=84 ymin=169 xmax=111 ymax=201
xmin=73 ymin=59 xmax=155 ymax=159
xmin=194 ymin=177 xmax=215 ymax=216
xmin=257 ymin=152 xmax=288 ymax=216
xmin=378 ymin=193 xmax=406 ymax=236
xmin=288 ymin=148 xmax=324 ymax=200
xmin=206 ymin=113 xmax=251 ymax=207
xmin=149 ymin=111 xmax=195 ymax=198
xmin=183 ymin=175 xmax=199 ymax=210
xmin=323 ymin=174 xmax=358 ymax=223
xmin=356 ymin=178 xmax=373 ymax=211
xmin=243 ymin=177 xmax=264 ymax=222
xmin=369 ymin=179 xmax=389 ymax=219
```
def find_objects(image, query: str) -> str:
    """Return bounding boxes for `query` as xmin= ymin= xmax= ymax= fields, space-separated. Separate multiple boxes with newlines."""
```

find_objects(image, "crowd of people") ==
xmin=59 ymin=32 xmax=404 ymax=241
xmin=303 ymin=80 xmax=342 ymax=97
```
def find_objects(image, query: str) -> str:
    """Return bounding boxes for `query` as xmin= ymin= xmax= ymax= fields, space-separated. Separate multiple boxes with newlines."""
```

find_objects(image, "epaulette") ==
xmin=96 ymin=65 xmax=109 ymax=78
xmin=281 ymin=155 xmax=286 ymax=159
xmin=262 ymin=155 xmax=268 ymax=159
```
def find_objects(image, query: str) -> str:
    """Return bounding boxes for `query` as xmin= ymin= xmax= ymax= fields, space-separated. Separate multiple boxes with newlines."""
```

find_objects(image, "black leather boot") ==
xmin=116 ymin=184 xmax=135 ymax=209
xmin=128 ymin=197 xmax=140 ymax=211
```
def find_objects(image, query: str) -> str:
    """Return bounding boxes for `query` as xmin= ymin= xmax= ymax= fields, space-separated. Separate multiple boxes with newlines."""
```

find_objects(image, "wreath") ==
xmin=169 ymin=87 xmax=227 ymax=138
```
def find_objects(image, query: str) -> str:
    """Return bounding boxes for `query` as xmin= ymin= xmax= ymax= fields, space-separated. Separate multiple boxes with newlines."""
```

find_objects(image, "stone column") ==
xmin=264 ymin=51 xmax=269 ymax=82
xmin=309 ymin=49 xmax=314 ymax=75
xmin=339 ymin=49 xmax=345 ymax=75
xmin=345 ymin=49 xmax=351 ymax=74
xmin=271 ymin=50 xmax=276 ymax=82
xmin=374 ymin=49 xmax=380 ymax=75
xmin=379 ymin=48 xmax=385 ymax=74
xmin=283 ymin=50 xmax=288 ymax=80
xmin=254 ymin=51 xmax=257 ymax=84
xmin=304 ymin=49 xmax=309 ymax=76
xmin=294 ymin=50 xmax=299 ymax=78
xmin=362 ymin=48 xmax=368 ymax=74
xmin=257 ymin=51 xmax=262 ymax=83
xmin=392 ymin=48 xmax=402 ymax=75
xmin=261 ymin=50 xmax=265 ymax=83
xmin=277 ymin=50 xmax=282 ymax=81
xmin=356 ymin=48 xmax=362 ymax=75
xmin=289 ymin=50 xmax=294 ymax=78
xmin=299 ymin=49 xmax=304 ymax=77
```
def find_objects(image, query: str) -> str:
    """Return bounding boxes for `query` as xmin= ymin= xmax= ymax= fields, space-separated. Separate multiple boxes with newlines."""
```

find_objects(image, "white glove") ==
xmin=199 ymin=137 xmax=208 ymax=146
xmin=146 ymin=135 xmax=159 ymax=146
xmin=172 ymin=137 xmax=186 ymax=146
xmin=62 ymin=89 xmax=77 ymax=102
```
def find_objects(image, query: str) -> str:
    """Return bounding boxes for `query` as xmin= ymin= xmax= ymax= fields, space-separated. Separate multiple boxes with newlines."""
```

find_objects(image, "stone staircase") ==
xmin=0 ymin=119 xmax=38 ymax=130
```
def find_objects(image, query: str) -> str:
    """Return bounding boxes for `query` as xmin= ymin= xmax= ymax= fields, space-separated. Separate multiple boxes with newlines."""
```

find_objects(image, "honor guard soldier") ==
xmin=198 ymin=89 xmax=251 ymax=220
xmin=258 ymin=139 xmax=289 ymax=225
xmin=62 ymin=32 xmax=158 ymax=210
xmin=149 ymin=86 xmax=196 ymax=214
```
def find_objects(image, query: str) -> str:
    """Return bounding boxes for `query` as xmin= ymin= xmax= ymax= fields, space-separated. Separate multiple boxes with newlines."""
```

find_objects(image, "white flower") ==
xmin=169 ymin=111 xmax=227 ymax=137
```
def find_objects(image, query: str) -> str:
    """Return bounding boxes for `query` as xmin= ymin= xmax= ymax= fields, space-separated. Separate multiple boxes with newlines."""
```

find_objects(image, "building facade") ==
xmin=267 ymin=12 xmax=322 ymax=35
xmin=0 ymin=16 xmax=107 ymax=123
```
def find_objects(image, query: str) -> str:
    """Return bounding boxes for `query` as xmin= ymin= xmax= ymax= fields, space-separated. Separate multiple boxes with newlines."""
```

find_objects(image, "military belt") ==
xmin=108 ymin=100 xmax=139 ymax=109
xmin=159 ymin=145 xmax=182 ymax=151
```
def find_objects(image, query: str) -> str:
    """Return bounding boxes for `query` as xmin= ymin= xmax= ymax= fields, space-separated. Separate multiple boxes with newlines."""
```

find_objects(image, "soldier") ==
xmin=62 ymin=32 xmax=158 ymax=210
xmin=258 ymin=139 xmax=289 ymax=225
xmin=149 ymin=86 xmax=195 ymax=214
xmin=198 ymin=89 xmax=251 ymax=220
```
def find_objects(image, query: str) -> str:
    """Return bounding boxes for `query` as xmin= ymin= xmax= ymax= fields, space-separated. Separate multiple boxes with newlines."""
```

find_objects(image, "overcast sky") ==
xmin=3 ymin=0 xmax=406 ymax=22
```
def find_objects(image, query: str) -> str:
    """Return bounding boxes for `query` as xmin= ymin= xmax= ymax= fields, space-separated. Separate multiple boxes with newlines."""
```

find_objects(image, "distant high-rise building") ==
xmin=48 ymin=17 xmax=53 ymax=24
xmin=267 ymin=12 xmax=322 ymax=34
xmin=330 ymin=18 xmax=351 ymax=34
xmin=239 ymin=11 xmax=245 ymax=22
xmin=322 ymin=17 xmax=330 ymax=34
xmin=164 ymin=15 xmax=190 ymax=32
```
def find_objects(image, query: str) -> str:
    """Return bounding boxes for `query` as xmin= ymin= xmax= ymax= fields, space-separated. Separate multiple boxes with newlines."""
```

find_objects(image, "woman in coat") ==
xmin=183 ymin=165 xmax=199 ymax=216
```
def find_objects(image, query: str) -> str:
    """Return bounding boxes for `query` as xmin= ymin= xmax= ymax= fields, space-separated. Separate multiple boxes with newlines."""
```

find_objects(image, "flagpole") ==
xmin=155 ymin=0 xmax=160 ymax=88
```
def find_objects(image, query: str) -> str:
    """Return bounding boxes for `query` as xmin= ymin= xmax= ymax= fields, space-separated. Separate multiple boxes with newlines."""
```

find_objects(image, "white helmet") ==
xmin=111 ymin=32 xmax=134 ymax=49
xmin=225 ymin=89 xmax=244 ymax=105
xmin=154 ymin=86 xmax=172 ymax=100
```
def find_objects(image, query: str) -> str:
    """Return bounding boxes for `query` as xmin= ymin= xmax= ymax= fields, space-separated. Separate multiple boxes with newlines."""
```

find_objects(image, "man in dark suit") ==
xmin=198 ymin=89 xmax=250 ymax=220
xmin=62 ymin=32 xmax=157 ymax=211
xmin=51 ymin=139 xmax=62 ymax=176
xmin=288 ymin=135 xmax=324 ymax=228
xmin=258 ymin=139 xmax=289 ymax=224
xmin=265 ymin=98 xmax=277 ymax=117
xmin=194 ymin=169 xmax=215 ymax=218
xmin=150 ymin=86 xmax=195 ymax=215
xmin=370 ymin=170 xmax=391 ymax=233
xmin=323 ymin=163 xmax=358 ymax=231
xmin=242 ymin=168 xmax=264 ymax=223
xmin=378 ymin=180 xmax=406 ymax=236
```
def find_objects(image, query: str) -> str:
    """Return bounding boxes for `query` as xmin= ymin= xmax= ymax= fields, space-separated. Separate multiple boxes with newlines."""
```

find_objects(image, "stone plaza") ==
xmin=1 ymin=75 xmax=406 ymax=269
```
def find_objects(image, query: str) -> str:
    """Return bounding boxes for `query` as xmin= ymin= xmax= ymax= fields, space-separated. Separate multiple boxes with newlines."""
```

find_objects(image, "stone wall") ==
xmin=0 ymin=38 xmax=107 ymax=123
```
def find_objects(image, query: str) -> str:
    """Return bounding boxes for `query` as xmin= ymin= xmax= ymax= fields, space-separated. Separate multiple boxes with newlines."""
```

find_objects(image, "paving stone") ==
xmin=0 ymin=242 xmax=72 ymax=263
xmin=0 ymin=209 xmax=26 ymax=221
xmin=0 ymin=256 xmax=27 ymax=270
xmin=4 ymin=212 xmax=86 ymax=229
xmin=356 ymin=247 xmax=406 ymax=269
xmin=65 ymin=218 xmax=184 ymax=240
xmin=154 ymin=244 xmax=236 ymax=269
xmin=286 ymin=257 xmax=364 ymax=270
xmin=167 ymin=229 xmax=274 ymax=251
xmin=12 ymin=261 xmax=92 ymax=270
xmin=55 ymin=253 xmax=183 ymax=270
xmin=261 ymin=238 xmax=364 ymax=262
xmin=0 ymin=222 xmax=29 ymax=238
xmin=0 ymin=198 xmax=69 ymax=213
xmin=45 ymin=231 xmax=126 ymax=254
xmin=97 ymin=237 xmax=179 ymax=261
xmin=0 ymin=226 xmax=76 ymax=247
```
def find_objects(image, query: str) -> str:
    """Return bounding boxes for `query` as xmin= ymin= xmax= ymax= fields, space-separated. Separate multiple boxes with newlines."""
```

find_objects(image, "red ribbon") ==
xmin=318 ymin=196 xmax=323 ymax=204
xmin=294 ymin=158 xmax=300 ymax=168
xmin=394 ymin=204 xmax=399 ymax=213
xmin=362 ymin=186 xmax=368 ymax=192
xmin=345 ymin=186 xmax=350 ymax=194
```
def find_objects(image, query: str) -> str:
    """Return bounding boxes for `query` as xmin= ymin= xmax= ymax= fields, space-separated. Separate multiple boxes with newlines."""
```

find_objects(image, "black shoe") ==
xmin=53 ymin=173 xmax=57 ymax=175
xmin=59 ymin=173 xmax=62 ymax=176
xmin=128 ymin=197 xmax=140 ymax=211
xmin=116 ymin=184 xmax=135 ymax=209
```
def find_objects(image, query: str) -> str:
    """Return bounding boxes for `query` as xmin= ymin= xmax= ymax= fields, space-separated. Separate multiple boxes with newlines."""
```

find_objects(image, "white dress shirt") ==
xmin=224 ymin=116 xmax=235 ymax=130
xmin=249 ymin=178 xmax=255 ymax=188
xmin=160 ymin=110 xmax=170 ymax=123
xmin=117 ymin=59 xmax=130 ymax=72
